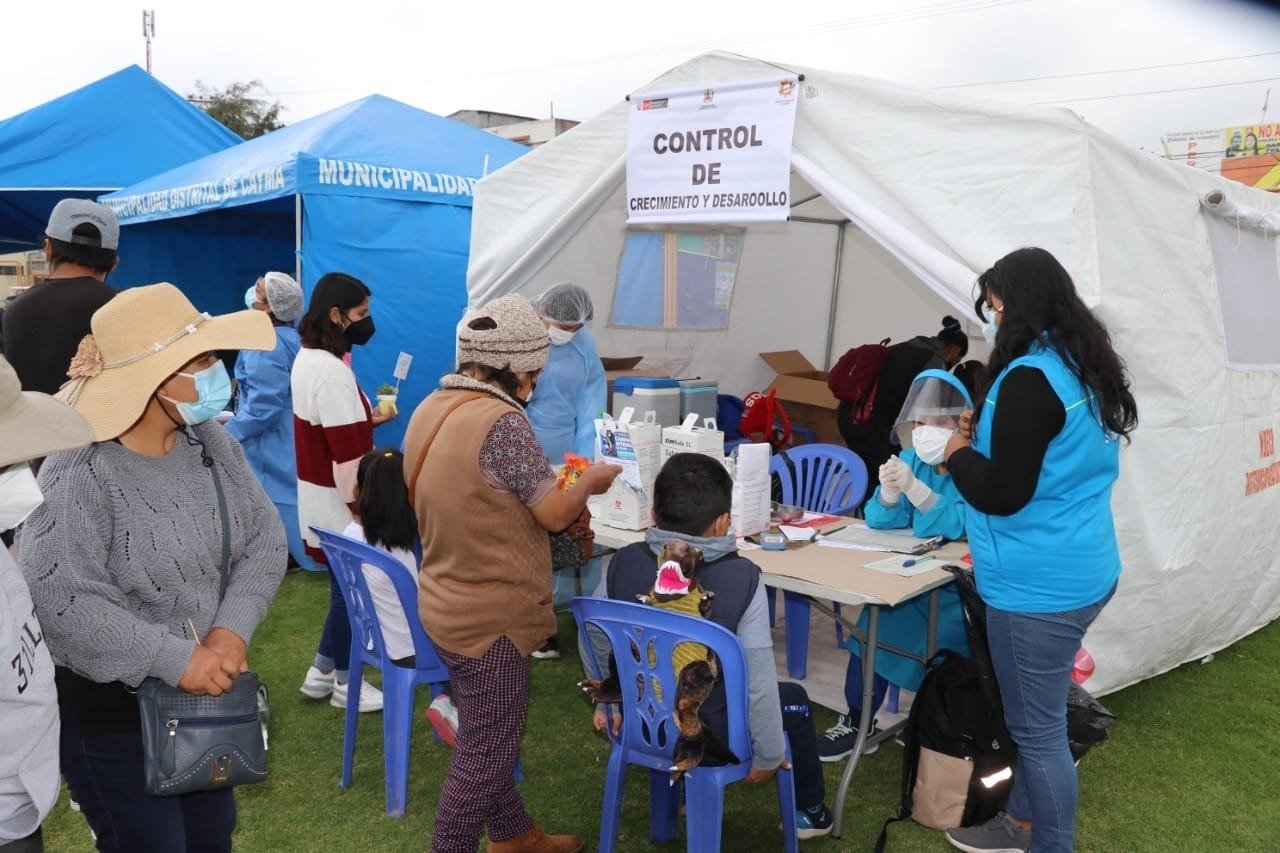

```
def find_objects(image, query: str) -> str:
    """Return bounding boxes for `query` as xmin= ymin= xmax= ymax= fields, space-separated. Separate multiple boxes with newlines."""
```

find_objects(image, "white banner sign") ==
xmin=626 ymin=76 xmax=800 ymax=224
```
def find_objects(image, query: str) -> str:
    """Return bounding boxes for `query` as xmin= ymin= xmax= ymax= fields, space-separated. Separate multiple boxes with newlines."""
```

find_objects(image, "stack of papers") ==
xmin=816 ymin=523 xmax=942 ymax=554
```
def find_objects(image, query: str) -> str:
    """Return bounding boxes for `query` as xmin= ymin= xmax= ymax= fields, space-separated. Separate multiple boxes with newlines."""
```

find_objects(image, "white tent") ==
xmin=467 ymin=51 xmax=1280 ymax=695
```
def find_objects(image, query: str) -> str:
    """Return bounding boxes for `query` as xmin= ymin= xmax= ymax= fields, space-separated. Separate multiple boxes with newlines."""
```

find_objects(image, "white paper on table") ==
xmin=865 ymin=554 xmax=938 ymax=577
xmin=818 ymin=524 xmax=939 ymax=553
xmin=815 ymin=538 xmax=893 ymax=552
xmin=778 ymin=525 xmax=816 ymax=542
xmin=736 ymin=538 xmax=761 ymax=551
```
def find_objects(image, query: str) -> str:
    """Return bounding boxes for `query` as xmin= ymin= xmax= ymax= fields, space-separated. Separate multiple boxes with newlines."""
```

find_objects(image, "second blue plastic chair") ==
xmin=767 ymin=444 xmax=868 ymax=679
xmin=571 ymin=597 xmax=799 ymax=853
xmin=311 ymin=527 xmax=451 ymax=817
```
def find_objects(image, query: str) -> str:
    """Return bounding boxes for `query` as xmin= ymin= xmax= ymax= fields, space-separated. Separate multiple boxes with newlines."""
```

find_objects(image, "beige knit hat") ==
xmin=57 ymin=283 xmax=275 ymax=441
xmin=457 ymin=294 xmax=550 ymax=373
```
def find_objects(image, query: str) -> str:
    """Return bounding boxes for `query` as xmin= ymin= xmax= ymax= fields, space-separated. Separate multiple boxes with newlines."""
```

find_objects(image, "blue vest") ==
xmin=607 ymin=543 xmax=760 ymax=758
xmin=967 ymin=342 xmax=1121 ymax=612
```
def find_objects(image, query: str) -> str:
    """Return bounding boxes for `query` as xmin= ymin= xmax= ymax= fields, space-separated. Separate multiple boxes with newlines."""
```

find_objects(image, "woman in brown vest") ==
xmin=403 ymin=294 xmax=620 ymax=853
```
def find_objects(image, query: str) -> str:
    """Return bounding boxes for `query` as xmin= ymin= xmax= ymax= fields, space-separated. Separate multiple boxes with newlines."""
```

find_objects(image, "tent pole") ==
xmin=294 ymin=194 xmax=302 ymax=286
xmin=822 ymin=222 xmax=847 ymax=371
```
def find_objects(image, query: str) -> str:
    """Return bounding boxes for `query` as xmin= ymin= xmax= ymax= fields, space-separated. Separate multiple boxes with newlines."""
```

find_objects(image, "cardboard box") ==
xmin=758 ymin=350 xmax=843 ymax=444
xmin=661 ymin=414 xmax=724 ymax=464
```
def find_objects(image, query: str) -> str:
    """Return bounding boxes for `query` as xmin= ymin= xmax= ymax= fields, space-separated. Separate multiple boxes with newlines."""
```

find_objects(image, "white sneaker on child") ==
xmin=331 ymin=679 xmax=383 ymax=712
xmin=299 ymin=665 xmax=335 ymax=699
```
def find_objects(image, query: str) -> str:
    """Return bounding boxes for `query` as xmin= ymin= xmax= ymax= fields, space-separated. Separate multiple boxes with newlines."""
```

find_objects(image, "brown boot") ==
xmin=486 ymin=825 xmax=583 ymax=853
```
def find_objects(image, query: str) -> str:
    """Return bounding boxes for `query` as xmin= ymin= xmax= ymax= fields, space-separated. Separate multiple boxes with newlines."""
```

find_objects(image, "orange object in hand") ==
xmin=557 ymin=452 xmax=591 ymax=492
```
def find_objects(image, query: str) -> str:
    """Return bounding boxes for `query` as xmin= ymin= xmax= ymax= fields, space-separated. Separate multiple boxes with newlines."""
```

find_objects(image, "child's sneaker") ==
xmin=299 ymin=665 xmax=334 ymax=699
xmin=818 ymin=713 xmax=878 ymax=761
xmin=426 ymin=694 xmax=459 ymax=747
xmin=531 ymin=636 xmax=560 ymax=660
xmin=795 ymin=803 xmax=834 ymax=840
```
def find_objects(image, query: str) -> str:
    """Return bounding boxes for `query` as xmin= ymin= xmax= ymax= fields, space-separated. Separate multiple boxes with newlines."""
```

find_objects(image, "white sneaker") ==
xmin=299 ymin=665 xmax=335 ymax=699
xmin=331 ymin=679 xmax=383 ymax=712
xmin=425 ymin=694 xmax=459 ymax=747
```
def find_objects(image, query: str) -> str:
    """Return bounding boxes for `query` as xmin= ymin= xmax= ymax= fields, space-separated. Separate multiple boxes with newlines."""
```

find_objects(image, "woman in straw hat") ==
xmin=18 ymin=283 xmax=287 ymax=853
xmin=0 ymin=355 xmax=93 ymax=852
xmin=404 ymin=294 xmax=620 ymax=853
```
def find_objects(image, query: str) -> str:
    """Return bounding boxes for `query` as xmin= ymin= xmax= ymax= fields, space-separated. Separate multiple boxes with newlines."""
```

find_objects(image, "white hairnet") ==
xmin=534 ymin=283 xmax=594 ymax=324
xmin=262 ymin=271 xmax=303 ymax=322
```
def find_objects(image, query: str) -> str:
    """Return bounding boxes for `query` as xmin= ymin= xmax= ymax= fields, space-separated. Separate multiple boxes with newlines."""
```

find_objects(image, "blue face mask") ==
xmin=244 ymin=286 xmax=259 ymax=310
xmin=160 ymin=361 xmax=233 ymax=426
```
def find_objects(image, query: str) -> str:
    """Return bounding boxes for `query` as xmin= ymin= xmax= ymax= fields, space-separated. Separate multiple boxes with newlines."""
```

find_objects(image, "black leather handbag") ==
xmin=136 ymin=460 xmax=268 ymax=796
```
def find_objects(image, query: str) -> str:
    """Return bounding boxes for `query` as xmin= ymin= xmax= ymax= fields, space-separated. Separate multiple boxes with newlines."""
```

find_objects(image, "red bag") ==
xmin=827 ymin=338 xmax=892 ymax=426
xmin=740 ymin=389 xmax=792 ymax=449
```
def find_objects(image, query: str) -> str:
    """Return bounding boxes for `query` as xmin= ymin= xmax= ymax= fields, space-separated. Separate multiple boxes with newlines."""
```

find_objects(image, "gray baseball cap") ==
xmin=45 ymin=199 xmax=120 ymax=251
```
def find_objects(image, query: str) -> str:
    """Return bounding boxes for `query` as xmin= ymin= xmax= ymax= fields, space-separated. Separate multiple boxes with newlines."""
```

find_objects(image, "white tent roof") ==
xmin=467 ymin=51 xmax=1280 ymax=695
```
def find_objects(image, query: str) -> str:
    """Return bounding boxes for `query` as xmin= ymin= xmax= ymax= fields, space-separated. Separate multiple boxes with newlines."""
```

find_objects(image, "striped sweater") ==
xmin=291 ymin=347 xmax=373 ymax=563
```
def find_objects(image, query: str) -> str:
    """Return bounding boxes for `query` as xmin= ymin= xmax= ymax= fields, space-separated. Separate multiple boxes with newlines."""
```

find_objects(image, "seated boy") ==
xmin=584 ymin=452 xmax=834 ymax=840
xmin=819 ymin=369 xmax=971 ymax=761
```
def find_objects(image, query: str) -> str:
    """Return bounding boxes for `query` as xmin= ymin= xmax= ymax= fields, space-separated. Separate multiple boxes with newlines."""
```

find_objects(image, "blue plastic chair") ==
xmin=311 ymin=527 xmax=451 ymax=817
xmin=767 ymin=445 xmax=868 ymax=679
xmin=571 ymin=597 xmax=799 ymax=853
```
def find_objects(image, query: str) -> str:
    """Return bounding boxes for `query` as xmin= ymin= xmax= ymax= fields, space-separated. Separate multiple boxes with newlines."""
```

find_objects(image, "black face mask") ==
xmin=343 ymin=315 xmax=375 ymax=347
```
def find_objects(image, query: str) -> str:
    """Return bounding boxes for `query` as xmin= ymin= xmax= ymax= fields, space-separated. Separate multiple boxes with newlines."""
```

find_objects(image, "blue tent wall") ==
xmin=111 ymin=199 xmax=295 ymax=315
xmin=301 ymin=194 xmax=473 ymax=451
xmin=0 ymin=66 xmax=240 ymax=247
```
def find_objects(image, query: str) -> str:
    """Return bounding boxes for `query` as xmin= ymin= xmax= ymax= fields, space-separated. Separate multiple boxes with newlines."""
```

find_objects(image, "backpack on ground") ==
xmin=875 ymin=565 xmax=1016 ymax=852
xmin=827 ymin=338 xmax=892 ymax=426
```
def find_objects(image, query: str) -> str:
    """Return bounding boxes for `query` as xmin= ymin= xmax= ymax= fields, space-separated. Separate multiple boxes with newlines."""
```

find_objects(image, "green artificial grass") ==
xmin=41 ymin=571 xmax=1280 ymax=851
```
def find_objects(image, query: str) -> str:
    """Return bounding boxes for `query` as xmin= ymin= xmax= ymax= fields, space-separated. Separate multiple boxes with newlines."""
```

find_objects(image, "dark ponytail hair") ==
xmin=355 ymin=449 xmax=418 ymax=553
xmin=936 ymin=314 xmax=968 ymax=359
xmin=299 ymin=272 xmax=371 ymax=357
xmin=974 ymin=247 xmax=1138 ymax=441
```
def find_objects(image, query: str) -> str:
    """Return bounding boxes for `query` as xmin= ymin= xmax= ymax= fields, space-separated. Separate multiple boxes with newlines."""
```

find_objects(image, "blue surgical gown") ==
xmin=226 ymin=325 xmax=311 ymax=566
xmin=527 ymin=327 xmax=607 ymax=463
xmin=847 ymin=447 xmax=969 ymax=691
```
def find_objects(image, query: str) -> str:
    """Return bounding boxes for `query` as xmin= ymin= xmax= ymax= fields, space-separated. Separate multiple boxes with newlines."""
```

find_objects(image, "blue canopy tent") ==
xmin=101 ymin=95 xmax=528 ymax=449
xmin=0 ymin=65 xmax=241 ymax=249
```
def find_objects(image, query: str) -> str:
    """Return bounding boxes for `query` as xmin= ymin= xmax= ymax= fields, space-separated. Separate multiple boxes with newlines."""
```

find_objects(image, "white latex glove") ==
xmin=877 ymin=459 xmax=902 ymax=505
xmin=894 ymin=462 xmax=936 ymax=509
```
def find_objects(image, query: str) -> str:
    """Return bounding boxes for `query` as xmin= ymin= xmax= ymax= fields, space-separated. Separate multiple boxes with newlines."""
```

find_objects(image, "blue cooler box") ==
xmin=612 ymin=376 xmax=681 ymax=427
xmin=678 ymin=379 xmax=718 ymax=424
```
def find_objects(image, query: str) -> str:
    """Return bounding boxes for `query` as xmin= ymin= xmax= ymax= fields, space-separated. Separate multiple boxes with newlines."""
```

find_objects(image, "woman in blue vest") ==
xmin=226 ymin=272 xmax=313 ymax=570
xmin=941 ymin=248 xmax=1138 ymax=853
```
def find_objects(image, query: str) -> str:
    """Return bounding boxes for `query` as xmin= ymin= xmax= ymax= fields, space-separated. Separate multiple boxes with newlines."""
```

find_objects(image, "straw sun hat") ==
xmin=58 ymin=283 xmax=275 ymax=442
xmin=0 ymin=356 xmax=93 ymax=468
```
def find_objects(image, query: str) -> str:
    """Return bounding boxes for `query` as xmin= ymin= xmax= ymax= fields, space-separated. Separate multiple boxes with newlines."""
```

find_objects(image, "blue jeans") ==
xmin=843 ymin=653 xmax=889 ymax=721
xmin=59 ymin=704 xmax=236 ymax=852
xmin=987 ymin=586 xmax=1115 ymax=853
xmin=314 ymin=569 xmax=352 ymax=682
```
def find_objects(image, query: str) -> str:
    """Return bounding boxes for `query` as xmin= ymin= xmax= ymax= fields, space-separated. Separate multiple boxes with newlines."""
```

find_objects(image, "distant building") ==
xmin=0 ymin=250 xmax=48 ymax=299
xmin=448 ymin=109 xmax=578 ymax=148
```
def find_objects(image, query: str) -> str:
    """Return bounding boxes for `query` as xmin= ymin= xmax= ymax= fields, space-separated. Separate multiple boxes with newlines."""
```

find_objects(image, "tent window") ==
xmin=1204 ymin=214 xmax=1280 ymax=369
xmin=611 ymin=231 xmax=742 ymax=329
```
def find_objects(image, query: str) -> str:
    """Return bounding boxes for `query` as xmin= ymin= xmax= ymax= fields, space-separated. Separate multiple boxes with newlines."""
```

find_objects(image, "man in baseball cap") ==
xmin=1 ymin=199 xmax=121 ymax=395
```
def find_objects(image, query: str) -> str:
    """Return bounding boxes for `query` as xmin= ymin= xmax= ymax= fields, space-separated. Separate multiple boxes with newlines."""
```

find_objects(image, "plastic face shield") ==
xmin=892 ymin=373 xmax=971 ymax=449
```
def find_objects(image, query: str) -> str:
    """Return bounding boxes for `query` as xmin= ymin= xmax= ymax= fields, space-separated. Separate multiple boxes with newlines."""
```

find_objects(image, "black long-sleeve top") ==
xmin=948 ymin=367 xmax=1066 ymax=516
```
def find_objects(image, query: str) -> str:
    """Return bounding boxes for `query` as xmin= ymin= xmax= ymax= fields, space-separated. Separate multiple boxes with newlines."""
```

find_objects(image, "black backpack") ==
xmin=875 ymin=566 xmax=1016 ymax=851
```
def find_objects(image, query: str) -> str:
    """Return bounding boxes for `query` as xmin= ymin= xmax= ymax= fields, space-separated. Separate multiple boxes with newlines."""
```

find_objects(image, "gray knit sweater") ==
xmin=18 ymin=423 xmax=286 ymax=688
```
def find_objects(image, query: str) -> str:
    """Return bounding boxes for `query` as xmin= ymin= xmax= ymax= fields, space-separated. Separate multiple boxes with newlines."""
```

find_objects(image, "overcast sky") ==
xmin=5 ymin=0 xmax=1280 ymax=152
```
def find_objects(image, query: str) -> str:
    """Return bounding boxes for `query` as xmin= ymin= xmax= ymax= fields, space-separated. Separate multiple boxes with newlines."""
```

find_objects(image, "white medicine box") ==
xmin=661 ymin=414 xmax=725 ymax=464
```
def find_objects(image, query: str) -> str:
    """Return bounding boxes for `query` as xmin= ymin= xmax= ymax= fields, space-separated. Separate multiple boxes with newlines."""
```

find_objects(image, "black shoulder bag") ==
xmin=136 ymin=460 xmax=268 ymax=796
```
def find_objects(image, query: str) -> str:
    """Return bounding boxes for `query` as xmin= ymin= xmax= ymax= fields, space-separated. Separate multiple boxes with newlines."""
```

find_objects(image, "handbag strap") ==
xmin=407 ymin=392 xmax=486 ymax=500
xmin=208 ymin=460 xmax=232 ymax=600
